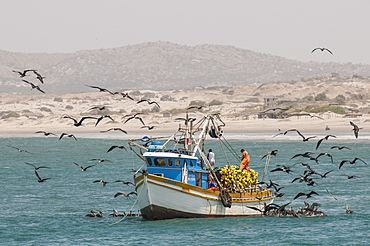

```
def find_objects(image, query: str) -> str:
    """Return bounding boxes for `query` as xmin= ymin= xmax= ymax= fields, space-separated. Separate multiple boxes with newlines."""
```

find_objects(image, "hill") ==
xmin=1 ymin=41 xmax=370 ymax=94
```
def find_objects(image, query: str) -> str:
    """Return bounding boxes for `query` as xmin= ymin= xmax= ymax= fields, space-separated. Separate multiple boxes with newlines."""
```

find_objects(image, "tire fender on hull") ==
xmin=220 ymin=189 xmax=232 ymax=208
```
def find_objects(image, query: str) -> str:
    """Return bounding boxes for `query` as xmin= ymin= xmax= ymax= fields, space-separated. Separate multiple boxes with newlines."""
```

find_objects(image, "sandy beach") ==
xmin=0 ymin=88 xmax=369 ymax=139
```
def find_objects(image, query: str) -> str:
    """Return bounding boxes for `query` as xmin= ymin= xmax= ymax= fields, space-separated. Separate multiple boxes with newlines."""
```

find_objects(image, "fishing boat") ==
xmin=129 ymin=113 xmax=275 ymax=220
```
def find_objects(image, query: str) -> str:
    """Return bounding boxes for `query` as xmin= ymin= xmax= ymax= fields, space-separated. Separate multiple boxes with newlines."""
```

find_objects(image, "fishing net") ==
xmin=217 ymin=165 xmax=259 ymax=193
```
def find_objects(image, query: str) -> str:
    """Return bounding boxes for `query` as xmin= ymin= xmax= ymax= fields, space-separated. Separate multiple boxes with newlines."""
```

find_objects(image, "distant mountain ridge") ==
xmin=1 ymin=41 xmax=370 ymax=94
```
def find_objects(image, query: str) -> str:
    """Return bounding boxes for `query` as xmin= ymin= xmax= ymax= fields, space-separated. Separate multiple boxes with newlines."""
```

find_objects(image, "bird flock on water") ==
xmin=251 ymin=123 xmax=366 ymax=217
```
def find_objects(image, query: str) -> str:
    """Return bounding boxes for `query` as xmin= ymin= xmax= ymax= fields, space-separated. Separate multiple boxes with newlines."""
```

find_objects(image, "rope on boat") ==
xmin=220 ymin=136 xmax=240 ymax=161
xmin=109 ymin=182 xmax=144 ymax=226
xmin=218 ymin=137 xmax=231 ymax=165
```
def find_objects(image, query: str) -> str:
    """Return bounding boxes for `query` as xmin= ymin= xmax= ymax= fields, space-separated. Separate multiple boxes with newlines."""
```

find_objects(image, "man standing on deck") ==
xmin=207 ymin=149 xmax=215 ymax=167
xmin=239 ymin=149 xmax=250 ymax=171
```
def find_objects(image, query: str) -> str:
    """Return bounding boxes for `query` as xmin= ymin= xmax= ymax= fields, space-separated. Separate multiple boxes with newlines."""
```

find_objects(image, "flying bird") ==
xmin=316 ymin=152 xmax=333 ymax=163
xmin=137 ymin=99 xmax=160 ymax=108
xmin=59 ymin=133 xmax=77 ymax=141
xmin=90 ymin=158 xmax=112 ymax=163
xmin=93 ymin=180 xmax=109 ymax=187
xmin=25 ymin=162 xmax=50 ymax=170
xmin=290 ymin=152 xmax=314 ymax=160
xmin=265 ymin=179 xmax=280 ymax=190
xmin=114 ymin=92 xmax=134 ymax=100
xmin=12 ymin=69 xmax=36 ymax=77
xmin=7 ymin=145 xmax=33 ymax=154
xmin=124 ymin=114 xmax=145 ymax=125
xmin=85 ymin=85 xmax=114 ymax=95
xmin=342 ymin=175 xmax=360 ymax=179
xmin=114 ymin=191 xmax=137 ymax=198
xmin=122 ymin=112 xmax=142 ymax=120
xmin=350 ymin=121 xmax=361 ymax=138
xmin=35 ymin=131 xmax=56 ymax=136
xmin=33 ymin=70 xmax=45 ymax=83
xmin=34 ymin=170 xmax=50 ymax=183
xmin=114 ymin=180 xmax=134 ymax=186
xmin=316 ymin=134 xmax=337 ymax=149
xmin=330 ymin=146 xmax=351 ymax=150
xmin=291 ymin=173 xmax=317 ymax=186
xmin=311 ymin=47 xmax=333 ymax=55
xmin=319 ymin=169 xmax=334 ymax=178
xmin=339 ymin=158 xmax=367 ymax=169
xmin=261 ymin=150 xmax=278 ymax=160
xmin=141 ymin=125 xmax=155 ymax=130
xmin=272 ymin=132 xmax=284 ymax=138
xmin=89 ymin=106 xmax=106 ymax=111
xmin=95 ymin=115 xmax=115 ymax=126
xmin=293 ymin=191 xmax=319 ymax=200
xmin=301 ymin=163 xmax=322 ymax=177
xmin=100 ymin=128 xmax=128 ymax=134
xmin=187 ymin=105 xmax=203 ymax=110
xmin=325 ymin=189 xmax=338 ymax=201
xmin=22 ymin=79 xmax=45 ymax=94
xmin=73 ymin=162 xmax=95 ymax=171
xmin=284 ymin=129 xmax=316 ymax=142
xmin=107 ymin=145 xmax=127 ymax=153
xmin=270 ymin=165 xmax=293 ymax=174
xmin=63 ymin=116 xmax=97 ymax=127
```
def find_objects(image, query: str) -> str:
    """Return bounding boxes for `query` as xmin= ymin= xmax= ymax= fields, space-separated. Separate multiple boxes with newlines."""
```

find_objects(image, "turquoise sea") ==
xmin=1 ymin=133 xmax=369 ymax=245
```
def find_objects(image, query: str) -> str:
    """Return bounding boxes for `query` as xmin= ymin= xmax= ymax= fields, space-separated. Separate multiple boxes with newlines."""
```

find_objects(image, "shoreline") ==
xmin=1 ymin=117 xmax=367 ymax=141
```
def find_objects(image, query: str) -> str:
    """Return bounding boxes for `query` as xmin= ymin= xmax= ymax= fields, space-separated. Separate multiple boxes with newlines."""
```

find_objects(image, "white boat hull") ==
xmin=135 ymin=174 xmax=275 ymax=220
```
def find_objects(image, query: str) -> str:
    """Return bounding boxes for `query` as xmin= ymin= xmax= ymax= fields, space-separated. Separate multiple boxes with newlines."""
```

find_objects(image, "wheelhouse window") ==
xmin=175 ymin=159 xmax=181 ymax=167
xmin=168 ymin=158 xmax=173 ymax=167
xmin=147 ymin=158 xmax=152 ymax=166
xmin=154 ymin=158 xmax=166 ymax=166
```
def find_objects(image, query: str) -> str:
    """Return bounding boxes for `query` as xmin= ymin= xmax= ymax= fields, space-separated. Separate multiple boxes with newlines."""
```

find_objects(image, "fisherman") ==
xmin=207 ymin=149 xmax=215 ymax=167
xmin=239 ymin=149 xmax=250 ymax=171
xmin=208 ymin=174 xmax=218 ymax=191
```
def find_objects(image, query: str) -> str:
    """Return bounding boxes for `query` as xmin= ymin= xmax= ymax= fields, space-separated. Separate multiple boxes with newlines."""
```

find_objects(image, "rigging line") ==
xmin=220 ymin=136 xmax=239 ymax=161
xmin=219 ymin=135 xmax=237 ymax=155
xmin=109 ymin=182 xmax=144 ymax=226
xmin=220 ymin=137 xmax=237 ymax=158
xmin=130 ymin=143 xmax=137 ymax=171
xmin=129 ymin=144 xmax=145 ymax=161
xmin=207 ymin=116 xmax=231 ymax=165
xmin=218 ymin=137 xmax=230 ymax=165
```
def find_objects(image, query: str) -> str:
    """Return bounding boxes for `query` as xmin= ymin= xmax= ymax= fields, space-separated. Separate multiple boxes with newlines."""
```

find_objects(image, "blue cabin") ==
xmin=143 ymin=141 xmax=210 ymax=189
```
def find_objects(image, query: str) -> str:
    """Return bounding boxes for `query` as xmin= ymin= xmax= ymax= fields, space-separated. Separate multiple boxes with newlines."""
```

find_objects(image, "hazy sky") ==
xmin=1 ymin=0 xmax=370 ymax=64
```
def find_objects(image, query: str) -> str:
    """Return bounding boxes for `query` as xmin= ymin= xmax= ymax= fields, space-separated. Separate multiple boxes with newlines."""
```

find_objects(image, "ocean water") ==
xmin=1 ymin=134 xmax=369 ymax=245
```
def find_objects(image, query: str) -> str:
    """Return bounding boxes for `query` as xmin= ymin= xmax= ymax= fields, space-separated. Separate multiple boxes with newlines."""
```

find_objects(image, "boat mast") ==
xmin=184 ymin=112 xmax=189 ymax=151
xmin=191 ymin=115 xmax=210 ymax=157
